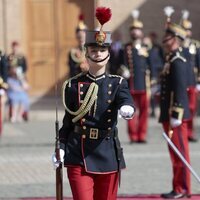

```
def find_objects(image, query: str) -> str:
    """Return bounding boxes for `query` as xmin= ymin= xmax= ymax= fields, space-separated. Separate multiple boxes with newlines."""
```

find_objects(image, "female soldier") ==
xmin=53 ymin=7 xmax=135 ymax=200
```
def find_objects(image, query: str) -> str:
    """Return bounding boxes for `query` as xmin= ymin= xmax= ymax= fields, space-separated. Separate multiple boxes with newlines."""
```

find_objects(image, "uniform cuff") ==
xmin=171 ymin=106 xmax=184 ymax=120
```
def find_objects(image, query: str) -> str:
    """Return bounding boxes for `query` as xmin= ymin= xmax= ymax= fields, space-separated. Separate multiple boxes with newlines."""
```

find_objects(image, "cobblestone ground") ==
xmin=0 ymin=97 xmax=200 ymax=199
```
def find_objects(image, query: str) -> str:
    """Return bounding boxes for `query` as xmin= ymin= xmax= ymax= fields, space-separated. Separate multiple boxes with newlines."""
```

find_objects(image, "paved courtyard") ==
xmin=0 ymin=97 xmax=200 ymax=199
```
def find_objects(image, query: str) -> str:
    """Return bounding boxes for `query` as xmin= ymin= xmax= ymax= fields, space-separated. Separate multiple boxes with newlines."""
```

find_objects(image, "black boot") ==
xmin=161 ymin=190 xmax=191 ymax=199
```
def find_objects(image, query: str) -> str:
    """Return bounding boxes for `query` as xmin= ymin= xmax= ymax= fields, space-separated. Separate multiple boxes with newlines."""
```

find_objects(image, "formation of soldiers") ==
xmin=62 ymin=6 xmax=200 ymax=199
xmin=68 ymin=8 xmax=200 ymax=143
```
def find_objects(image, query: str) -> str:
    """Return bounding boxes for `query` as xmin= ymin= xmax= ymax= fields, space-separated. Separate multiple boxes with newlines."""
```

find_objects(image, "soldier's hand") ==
xmin=119 ymin=105 xmax=134 ymax=120
xmin=170 ymin=117 xmax=182 ymax=128
xmin=52 ymin=149 xmax=65 ymax=169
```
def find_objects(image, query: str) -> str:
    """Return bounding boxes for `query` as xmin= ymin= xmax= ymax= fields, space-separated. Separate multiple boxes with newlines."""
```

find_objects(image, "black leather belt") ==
xmin=74 ymin=125 xmax=113 ymax=139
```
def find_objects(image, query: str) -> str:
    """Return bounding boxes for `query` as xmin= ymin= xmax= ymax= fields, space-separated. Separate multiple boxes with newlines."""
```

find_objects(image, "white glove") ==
xmin=52 ymin=149 xmax=65 ymax=169
xmin=196 ymin=84 xmax=200 ymax=92
xmin=119 ymin=105 xmax=134 ymax=120
xmin=170 ymin=117 xmax=182 ymax=128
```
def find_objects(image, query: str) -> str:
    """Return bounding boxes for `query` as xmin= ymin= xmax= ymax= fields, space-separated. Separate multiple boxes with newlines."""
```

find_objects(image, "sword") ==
xmin=162 ymin=132 xmax=200 ymax=184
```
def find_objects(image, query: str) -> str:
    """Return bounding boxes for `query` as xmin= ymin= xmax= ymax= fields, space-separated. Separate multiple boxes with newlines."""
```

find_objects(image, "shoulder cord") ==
xmin=72 ymin=84 xmax=98 ymax=123
xmin=62 ymin=80 xmax=98 ymax=123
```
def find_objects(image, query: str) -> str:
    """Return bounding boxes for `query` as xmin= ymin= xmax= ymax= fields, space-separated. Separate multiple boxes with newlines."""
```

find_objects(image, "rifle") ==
xmin=55 ymin=119 xmax=63 ymax=200
xmin=53 ymin=0 xmax=63 ymax=199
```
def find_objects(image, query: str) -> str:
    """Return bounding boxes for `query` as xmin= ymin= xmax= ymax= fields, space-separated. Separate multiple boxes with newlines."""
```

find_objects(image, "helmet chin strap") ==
xmin=87 ymin=54 xmax=110 ymax=63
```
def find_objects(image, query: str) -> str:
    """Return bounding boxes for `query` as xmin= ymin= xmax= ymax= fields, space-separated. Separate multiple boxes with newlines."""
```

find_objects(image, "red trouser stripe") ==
xmin=187 ymin=87 xmax=197 ymax=138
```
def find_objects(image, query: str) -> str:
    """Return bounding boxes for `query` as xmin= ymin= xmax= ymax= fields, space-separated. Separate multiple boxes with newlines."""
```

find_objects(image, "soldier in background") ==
xmin=147 ymin=32 xmax=164 ymax=117
xmin=108 ymin=31 xmax=123 ymax=75
xmin=159 ymin=23 xmax=191 ymax=199
xmin=121 ymin=10 xmax=150 ymax=143
xmin=180 ymin=10 xmax=200 ymax=142
xmin=68 ymin=14 xmax=89 ymax=77
xmin=7 ymin=41 xmax=28 ymax=77
xmin=0 ymin=50 xmax=8 ymax=83
xmin=0 ymin=50 xmax=8 ymax=130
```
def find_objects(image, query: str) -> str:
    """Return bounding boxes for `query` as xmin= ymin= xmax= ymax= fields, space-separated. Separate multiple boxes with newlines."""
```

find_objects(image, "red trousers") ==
xmin=128 ymin=92 xmax=149 ymax=142
xmin=67 ymin=166 xmax=119 ymax=200
xmin=162 ymin=121 xmax=191 ymax=194
xmin=187 ymin=87 xmax=197 ymax=138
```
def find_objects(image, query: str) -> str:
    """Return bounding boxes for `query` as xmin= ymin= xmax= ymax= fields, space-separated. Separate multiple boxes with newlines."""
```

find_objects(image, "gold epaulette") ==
xmin=108 ymin=74 xmax=124 ymax=84
xmin=170 ymin=51 xmax=186 ymax=63
xmin=62 ymin=72 xmax=98 ymax=123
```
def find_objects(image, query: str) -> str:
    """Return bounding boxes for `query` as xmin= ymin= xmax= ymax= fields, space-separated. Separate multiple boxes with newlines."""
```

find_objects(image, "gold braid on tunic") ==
xmin=62 ymin=73 xmax=99 ymax=123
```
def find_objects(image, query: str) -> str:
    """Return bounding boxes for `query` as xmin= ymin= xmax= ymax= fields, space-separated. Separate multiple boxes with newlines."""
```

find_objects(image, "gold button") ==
xmin=107 ymin=119 xmax=111 ymax=122
xmin=108 ymin=127 xmax=111 ymax=130
xmin=107 ymin=109 xmax=111 ymax=113
xmin=108 ymin=84 xmax=112 ymax=87
xmin=82 ymin=118 xmax=86 ymax=122
xmin=80 ymin=84 xmax=83 ymax=87
xmin=108 ymin=91 xmax=112 ymax=95
xmin=107 ymin=100 xmax=112 ymax=103
xmin=80 ymin=91 xmax=83 ymax=95
xmin=82 ymin=135 xmax=86 ymax=139
xmin=83 ymin=126 xmax=86 ymax=130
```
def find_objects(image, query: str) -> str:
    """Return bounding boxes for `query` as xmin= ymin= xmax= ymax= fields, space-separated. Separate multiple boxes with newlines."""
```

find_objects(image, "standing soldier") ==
xmin=180 ymin=10 xmax=200 ymax=142
xmin=7 ymin=41 xmax=28 ymax=77
xmin=108 ymin=31 xmax=123 ymax=75
xmin=0 ymin=50 xmax=8 ymax=83
xmin=148 ymin=32 xmax=165 ymax=117
xmin=52 ymin=7 xmax=135 ymax=200
xmin=122 ymin=10 xmax=150 ymax=143
xmin=159 ymin=23 xmax=191 ymax=199
xmin=68 ymin=14 xmax=89 ymax=77
xmin=0 ymin=50 xmax=8 ymax=133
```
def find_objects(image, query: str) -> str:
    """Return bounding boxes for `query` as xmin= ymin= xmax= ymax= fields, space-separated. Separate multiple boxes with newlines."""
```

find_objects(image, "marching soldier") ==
xmin=68 ymin=14 xmax=89 ymax=77
xmin=122 ymin=10 xmax=150 ymax=143
xmin=52 ymin=7 xmax=135 ymax=200
xmin=159 ymin=23 xmax=191 ymax=199
xmin=180 ymin=10 xmax=200 ymax=142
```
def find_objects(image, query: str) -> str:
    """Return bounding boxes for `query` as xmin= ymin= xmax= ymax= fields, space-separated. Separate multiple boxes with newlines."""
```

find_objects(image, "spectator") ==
xmin=7 ymin=66 xmax=29 ymax=123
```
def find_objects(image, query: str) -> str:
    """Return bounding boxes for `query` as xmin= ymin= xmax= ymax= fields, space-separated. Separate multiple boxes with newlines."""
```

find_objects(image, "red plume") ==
xmin=79 ymin=13 xmax=84 ymax=21
xmin=95 ymin=7 xmax=112 ymax=25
